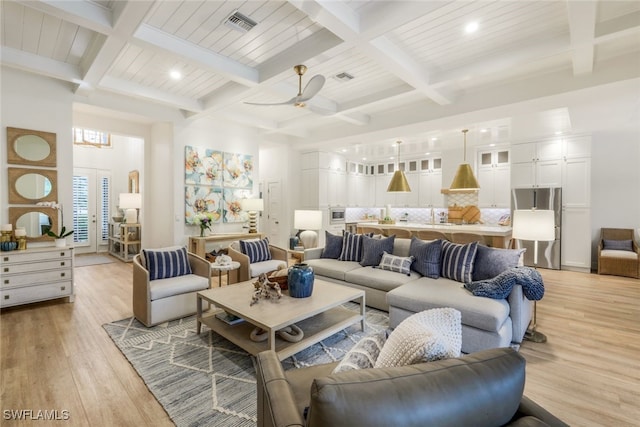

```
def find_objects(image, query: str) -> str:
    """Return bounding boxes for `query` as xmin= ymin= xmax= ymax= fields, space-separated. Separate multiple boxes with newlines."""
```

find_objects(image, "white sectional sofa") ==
xmin=305 ymin=236 xmax=533 ymax=353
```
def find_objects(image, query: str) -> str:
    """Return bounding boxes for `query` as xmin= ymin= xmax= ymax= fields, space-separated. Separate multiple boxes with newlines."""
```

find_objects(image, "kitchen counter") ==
xmin=356 ymin=222 xmax=512 ymax=248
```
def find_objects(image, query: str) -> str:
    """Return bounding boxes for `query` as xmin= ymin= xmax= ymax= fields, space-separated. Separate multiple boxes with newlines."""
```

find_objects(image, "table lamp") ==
xmin=119 ymin=193 xmax=142 ymax=224
xmin=511 ymin=208 xmax=555 ymax=343
xmin=294 ymin=210 xmax=322 ymax=249
xmin=241 ymin=198 xmax=264 ymax=233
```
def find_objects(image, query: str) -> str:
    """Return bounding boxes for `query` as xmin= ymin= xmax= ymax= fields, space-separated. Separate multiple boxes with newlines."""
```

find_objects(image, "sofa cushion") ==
xmin=375 ymin=308 xmax=461 ymax=368
xmin=377 ymin=251 xmax=413 ymax=275
xmin=249 ymin=259 xmax=287 ymax=278
xmin=441 ymin=241 xmax=478 ymax=284
xmin=339 ymin=232 xmax=370 ymax=262
xmin=142 ymin=246 xmax=192 ymax=280
xmin=321 ymin=231 xmax=343 ymax=259
xmin=332 ymin=330 xmax=387 ymax=374
xmin=387 ymin=278 xmax=510 ymax=333
xmin=603 ymin=239 xmax=633 ymax=251
xmin=360 ymin=235 xmax=395 ymax=266
xmin=410 ymin=237 xmax=442 ymax=279
xmin=345 ymin=266 xmax=421 ymax=292
xmin=472 ymin=245 xmax=525 ymax=281
xmin=149 ymin=273 xmax=209 ymax=301
xmin=240 ymin=238 xmax=271 ymax=263
xmin=306 ymin=259 xmax=362 ymax=281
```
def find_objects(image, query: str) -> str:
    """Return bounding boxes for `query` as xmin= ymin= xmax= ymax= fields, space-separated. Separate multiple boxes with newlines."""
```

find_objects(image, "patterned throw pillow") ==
xmin=377 ymin=251 xmax=414 ymax=275
xmin=472 ymin=245 xmax=525 ymax=281
xmin=409 ymin=237 xmax=442 ymax=279
xmin=374 ymin=308 xmax=462 ymax=368
xmin=142 ymin=246 xmax=193 ymax=280
xmin=339 ymin=232 xmax=369 ymax=262
xmin=240 ymin=238 xmax=272 ymax=263
xmin=441 ymin=241 xmax=478 ymax=284
xmin=321 ymin=231 xmax=343 ymax=259
xmin=332 ymin=330 xmax=388 ymax=374
xmin=360 ymin=235 xmax=395 ymax=267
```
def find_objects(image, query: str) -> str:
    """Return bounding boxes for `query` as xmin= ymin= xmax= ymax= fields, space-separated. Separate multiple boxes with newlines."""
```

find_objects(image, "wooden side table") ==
xmin=287 ymin=249 xmax=305 ymax=264
xmin=210 ymin=261 xmax=241 ymax=287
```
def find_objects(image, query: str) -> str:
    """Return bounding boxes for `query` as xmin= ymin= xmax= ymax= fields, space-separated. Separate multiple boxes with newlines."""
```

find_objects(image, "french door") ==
xmin=73 ymin=168 xmax=111 ymax=254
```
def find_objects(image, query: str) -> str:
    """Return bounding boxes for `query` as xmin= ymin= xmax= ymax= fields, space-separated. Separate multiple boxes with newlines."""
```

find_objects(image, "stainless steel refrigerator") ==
xmin=511 ymin=187 xmax=562 ymax=270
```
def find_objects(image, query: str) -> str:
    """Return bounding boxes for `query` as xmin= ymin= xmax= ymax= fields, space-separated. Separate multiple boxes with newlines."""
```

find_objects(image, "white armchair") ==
xmin=133 ymin=247 xmax=211 ymax=327
xmin=227 ymin=240 xmax=287 ymax=284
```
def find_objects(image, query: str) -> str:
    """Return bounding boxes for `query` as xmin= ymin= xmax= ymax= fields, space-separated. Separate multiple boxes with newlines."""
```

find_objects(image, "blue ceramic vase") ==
xmin=288 ymin=263 xmax=314 ymax=298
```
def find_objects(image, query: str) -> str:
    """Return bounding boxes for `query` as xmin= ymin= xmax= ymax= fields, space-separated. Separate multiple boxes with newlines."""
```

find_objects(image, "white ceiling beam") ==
xmin=595 ymin=10 xmax=640 ymax=42
xmin=78 ymin=1 xmax=155 ymax=96
xmin=16 ymin=0 xmax=113 ymax=35
xmin=100 ymin=76 xmax=203 ymax=112
xmin=133 ymin=24 xmax=259 ymax=87
xmin=1 ymin=46 xmax=83 ymax=84
xmin=566 ymin=0 xmax=597 ymax=75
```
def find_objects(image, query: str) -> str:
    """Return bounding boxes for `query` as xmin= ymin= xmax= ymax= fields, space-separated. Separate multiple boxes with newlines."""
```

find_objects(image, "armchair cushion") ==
xmin=240 ymin=238 xmax=272 ymax=263
xmin=142 ymin=246 xmax=192 ymax=280
xmin=603 ymin=239 xmax=633 ymax=251
xmin=149 ymin=274 xmax=210 ymax=301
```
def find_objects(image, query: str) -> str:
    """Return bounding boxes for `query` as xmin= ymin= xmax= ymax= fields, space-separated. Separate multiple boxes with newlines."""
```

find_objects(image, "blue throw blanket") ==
xmin=464 ymin=266 xmax=545 ymax=301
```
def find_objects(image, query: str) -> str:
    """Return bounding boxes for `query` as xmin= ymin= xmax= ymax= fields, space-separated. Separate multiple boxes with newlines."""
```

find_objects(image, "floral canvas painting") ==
xmin=185 ymin=186 xmax=222 ymax=225
xmin=185 ymin=146 xmax=223 ymax=186
xmin=223 ymin=152 xmax=253 ymax=189
xmin=223 ymin=189 xmax=250 ymax=223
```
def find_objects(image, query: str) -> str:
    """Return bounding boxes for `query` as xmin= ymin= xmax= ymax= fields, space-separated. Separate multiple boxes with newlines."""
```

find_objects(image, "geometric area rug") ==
xmin=102 ymin=303 xmax=389 ymax=427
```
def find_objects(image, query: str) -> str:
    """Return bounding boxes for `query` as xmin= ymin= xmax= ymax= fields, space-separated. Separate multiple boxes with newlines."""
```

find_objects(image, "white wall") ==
xmin=1 ymin=67 xmax=74 ymax=246
xmin=591 ymin=127 xmax=640 ymax=268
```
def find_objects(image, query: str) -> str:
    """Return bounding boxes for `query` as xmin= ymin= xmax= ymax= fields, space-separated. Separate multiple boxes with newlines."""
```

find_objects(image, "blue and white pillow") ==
xmin=377 ymin=251 xmax=414 ymax=275
xmin=409 ymin=237 xmax=442 ymax=279
xmin=240 ymin=238 xmax=272 ymax=263
xmin=441 ymin=241 xmax=478 ymax=284
xmin=321 ymin=231 xmax=343 ymax=259
xmin=142 ymin=246 xmax=192 ymax=280
xmin=360 ymin=235 xmax=395 ymax=267
xmin=339 ymin=232 xmax=369 ymax=262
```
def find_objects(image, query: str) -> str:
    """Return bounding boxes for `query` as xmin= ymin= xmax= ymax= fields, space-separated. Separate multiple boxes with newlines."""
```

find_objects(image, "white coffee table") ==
xmin=196 ymin=279 xmax=365 ymax=360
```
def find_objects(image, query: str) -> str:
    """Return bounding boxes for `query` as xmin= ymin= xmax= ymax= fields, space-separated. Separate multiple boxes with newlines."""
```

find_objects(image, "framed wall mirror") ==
xmin=129 ymin=170 xmax=139 ymax=193
xmin=8 ymin=167 xmax=58 ymax=204
xmin=6 ymin=127 xmax=57 ymax=167
xmin=9 ymin=207 xmax=58 ymax=241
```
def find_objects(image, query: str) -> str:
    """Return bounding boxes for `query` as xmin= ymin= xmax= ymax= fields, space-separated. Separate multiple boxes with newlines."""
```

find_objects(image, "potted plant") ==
xmin=37 ymin=202 xmax=74 ymax=247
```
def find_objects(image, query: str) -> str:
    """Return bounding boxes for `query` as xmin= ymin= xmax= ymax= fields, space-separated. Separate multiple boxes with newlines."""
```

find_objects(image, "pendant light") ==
xmin=449 ymin=129 xmax=480 ymax=191
xmin=387 ymin=141 xmax=411 ymax=192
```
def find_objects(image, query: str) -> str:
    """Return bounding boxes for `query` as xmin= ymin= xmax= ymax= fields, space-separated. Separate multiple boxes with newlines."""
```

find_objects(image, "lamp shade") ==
xmin=450 ymin=163 xmax=480 ymax=191
xmin=119 ymin=193 xmax=141 ymax=209
xmin=387 ymin=170 xmax=411 ymax=192
xmin=241 ymin=198 xmax=264 ymax=212
xmin=512 ymin=210 xmax=555 ymax=241
xmin=294 ymin=210 xmax=322 ymax=230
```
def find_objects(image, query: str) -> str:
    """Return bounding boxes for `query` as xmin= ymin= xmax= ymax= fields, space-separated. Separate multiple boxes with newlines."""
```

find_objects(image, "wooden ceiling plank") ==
xmin=2 ymin=1 xmax=25 ymax=50
xmin=37 ymin=12 xmax=61 ymax=58
xmin=567 ymin=0 xmax=597 ymax=75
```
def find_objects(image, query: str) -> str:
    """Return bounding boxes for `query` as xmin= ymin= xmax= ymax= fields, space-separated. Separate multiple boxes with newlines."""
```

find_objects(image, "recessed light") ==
xmin=480 ymin=128 xmax=488 ymax=133
xmin=362 ymin=157 xmax=367 ymax=161
xmin=425 ymin=152 xmax=431 ymax=156
xmin=341 ymin=148 xmax=347 ymax=152
xmin=389 ymin=156 xmax=394 ymax=160
xmin=431 ymin=137 xmax=438 ymax=141
xmin=554 ymin=131 xmax=563 ymax=135
xmin=490 ymin=143 xmax=496 ymax=147
xmin=170 ymin=70 xmax=182 ymax=80
xmin=465 ymin=21 xmax=479 ymax=34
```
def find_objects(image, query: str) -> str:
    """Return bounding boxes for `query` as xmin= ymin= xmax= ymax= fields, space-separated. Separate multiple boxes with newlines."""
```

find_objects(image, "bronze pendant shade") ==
xmin=387 ymin=141 xmax=411 ymax=192
xmin=449 ymin=129 xmax=480 ymax=191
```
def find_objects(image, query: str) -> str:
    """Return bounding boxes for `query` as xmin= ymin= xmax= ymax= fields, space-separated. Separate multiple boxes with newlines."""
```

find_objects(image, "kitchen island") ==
xmin=356 ymin=222 xmax=512 ymax=248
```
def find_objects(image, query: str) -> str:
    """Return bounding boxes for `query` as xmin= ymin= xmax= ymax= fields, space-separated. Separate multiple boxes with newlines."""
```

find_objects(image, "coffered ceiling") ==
xmin=2 ymin=0 xmax=639 ymax=160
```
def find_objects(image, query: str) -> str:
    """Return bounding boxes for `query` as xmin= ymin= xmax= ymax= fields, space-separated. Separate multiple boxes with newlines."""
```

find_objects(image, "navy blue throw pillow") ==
xmin=321 ymin=231 xmax=343 ymax=259
xmin=142 ymin=246 xmax=192 ymax=280
xmin=409 ymin=237 xmax=442 ymax=279
xmin=441 ymin=240 xmax=478 ymax=284
xmin=472 ymin=245 xmax=525 ymax=281
xmin=339 ymin=232 xmax=370 ymax=262
xmin=360 ymin=235 xmax=395 ymax=267
xmin=240 ymin=238 xmax=271 ymax=263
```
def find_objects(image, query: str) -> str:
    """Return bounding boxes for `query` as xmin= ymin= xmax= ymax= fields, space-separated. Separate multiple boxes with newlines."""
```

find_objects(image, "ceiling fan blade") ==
xmin=298 ymin=75 xmax=325 ymax=102
xmin=244 ymin=98 xmax=296 ymax=107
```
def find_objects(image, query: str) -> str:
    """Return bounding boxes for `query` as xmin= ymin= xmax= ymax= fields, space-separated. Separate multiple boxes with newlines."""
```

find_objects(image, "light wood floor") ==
xmin=1 ymin=256 xmax=639 ymax=426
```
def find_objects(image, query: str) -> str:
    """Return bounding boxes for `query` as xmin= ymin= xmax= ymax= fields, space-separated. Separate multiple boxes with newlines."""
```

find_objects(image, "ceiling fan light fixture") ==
xmin=450 ymin=129 xmax=480 ymax=191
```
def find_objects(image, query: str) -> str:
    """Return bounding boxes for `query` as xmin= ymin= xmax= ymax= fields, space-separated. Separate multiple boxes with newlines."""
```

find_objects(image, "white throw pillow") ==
xmin=374 ymin=308 xmax=462 ymax=368
xmin=332 ymin=330 xmax=387 ymax=374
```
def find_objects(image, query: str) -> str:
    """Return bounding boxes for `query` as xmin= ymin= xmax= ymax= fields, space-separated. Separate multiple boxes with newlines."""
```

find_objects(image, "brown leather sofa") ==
xmin=256 ymin=347 xmax=568 ymax=427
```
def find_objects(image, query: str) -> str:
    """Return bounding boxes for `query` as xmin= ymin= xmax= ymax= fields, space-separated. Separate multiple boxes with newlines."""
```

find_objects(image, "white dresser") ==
xmin=1 ymin=246 xmax=75 ymax=308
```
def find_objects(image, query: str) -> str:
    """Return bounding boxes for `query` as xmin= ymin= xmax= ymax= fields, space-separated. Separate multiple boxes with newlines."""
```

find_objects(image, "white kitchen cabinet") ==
xmin=395 ymin=172 xmax=420 ymax=207
xmin=1 ymin=246 xmax=74 ymax=307
xmin=375 ymin=174 xmax=395 ymax=206
xmin=511 ymin=139 xmax=562 ymax=188
xmin=477 ymin=149 xmax=510 ymax=207
xmin=326 ymin=169 xmax=346 ymax=206
xmin=562 ymin=157 xmax=591 ymax=208
xmin=561 ymin=207 xmax=591 ymax=271
xmin=418 ymin=170 xmax=443 ymax=207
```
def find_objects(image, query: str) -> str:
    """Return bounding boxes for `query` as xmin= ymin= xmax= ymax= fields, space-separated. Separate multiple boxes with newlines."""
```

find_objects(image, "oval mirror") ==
xmin=16 ymin=212 xmax=53 ymax=238
xmin=14 ymin=134 xmax=51 ymax=162
xmin=15 ymin=173 xmax=52 ymax=200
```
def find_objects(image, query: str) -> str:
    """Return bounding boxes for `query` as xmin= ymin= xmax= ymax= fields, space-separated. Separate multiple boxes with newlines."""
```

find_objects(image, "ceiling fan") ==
xmin=245 ymin=65 xmax=325 ymax=108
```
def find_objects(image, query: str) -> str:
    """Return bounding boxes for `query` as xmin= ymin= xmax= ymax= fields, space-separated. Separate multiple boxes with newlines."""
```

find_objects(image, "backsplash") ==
xmin=345 ymin=206 xmax=509 ymax=225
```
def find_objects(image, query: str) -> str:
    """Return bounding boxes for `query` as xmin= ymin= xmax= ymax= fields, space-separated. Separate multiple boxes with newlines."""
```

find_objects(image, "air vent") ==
xmin=334 ymin=72 xmax=354 ymax=82
xmin=223 ymin=10 xmax=257 ymax=33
